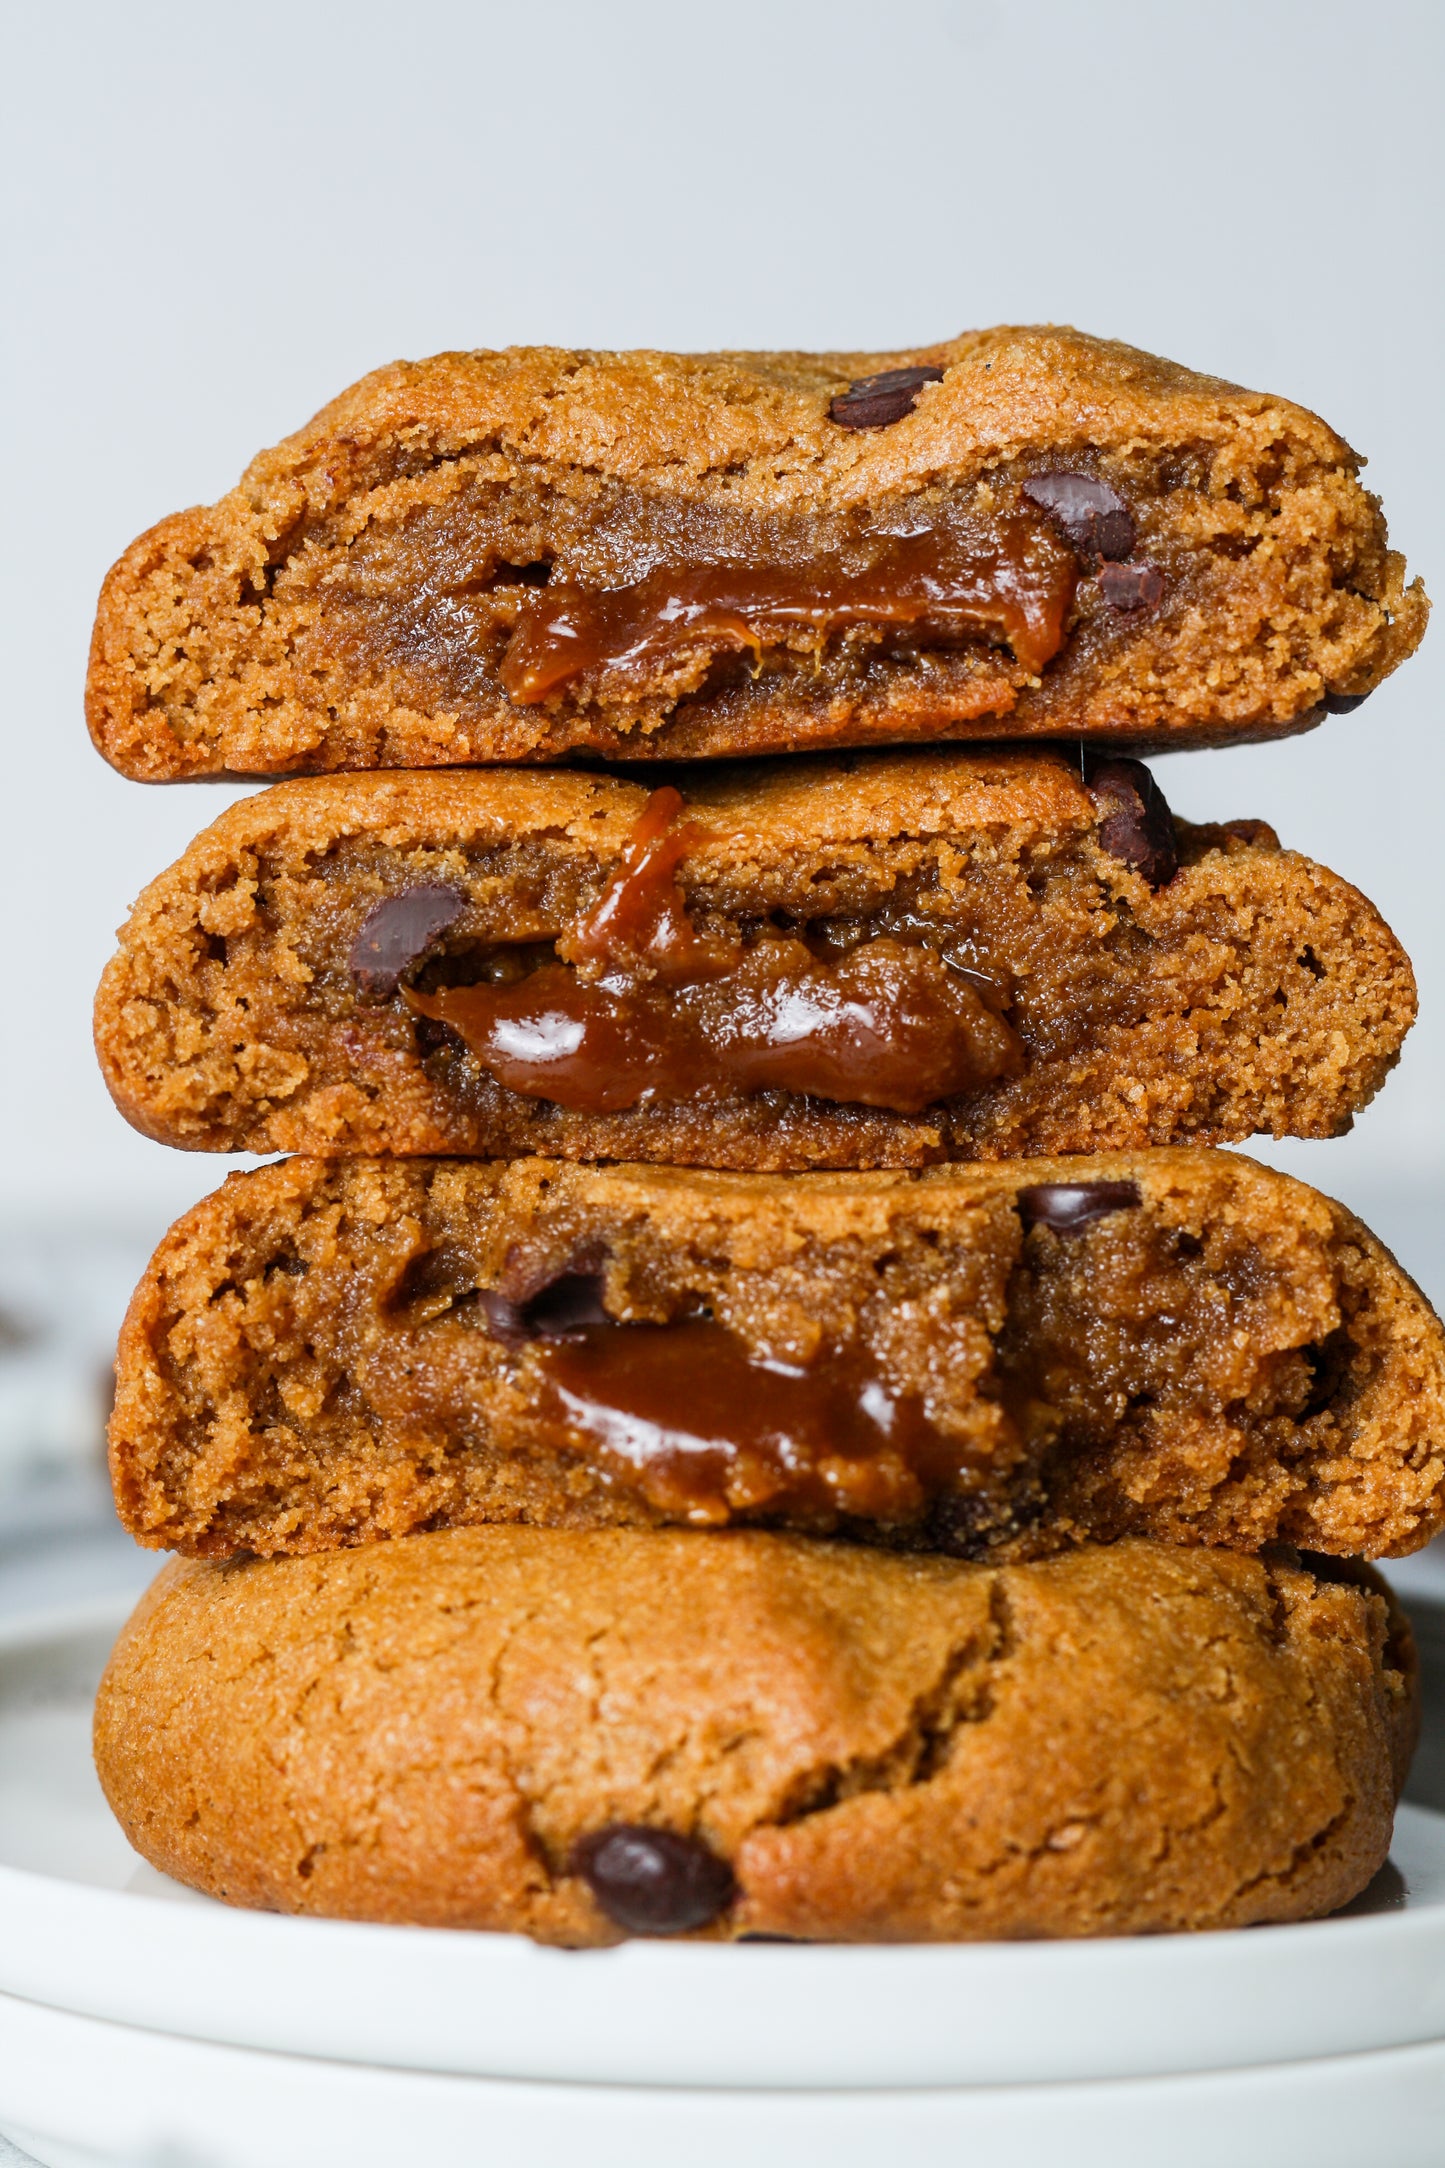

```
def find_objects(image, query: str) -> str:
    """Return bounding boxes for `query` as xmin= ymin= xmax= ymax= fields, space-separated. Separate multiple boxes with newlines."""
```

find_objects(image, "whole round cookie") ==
xmin=93 ymin=1530 xmax=1416 ymax=1945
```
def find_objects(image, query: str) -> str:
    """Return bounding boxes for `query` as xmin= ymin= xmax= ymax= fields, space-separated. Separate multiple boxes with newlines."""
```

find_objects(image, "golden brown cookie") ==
xmin=92 ymin=1530 xmax=1417 ymax=1944
xmin=86 ymin=328 xmax=1426 ymax=779
xmin=108 ymin=1150 xmax=1445 ymax=1562
xmin=93 ymin=752 xmax=1415 ymax=1169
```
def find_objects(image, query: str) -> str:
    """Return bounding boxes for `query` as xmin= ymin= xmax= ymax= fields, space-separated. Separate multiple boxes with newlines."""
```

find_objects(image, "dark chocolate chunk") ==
xmin=1021 ymin=472 xmax=1135 ymax=564
xmin=1324 ymin=691 xmax=1370 ymax=715
xmin=828 ymin=364 xmax=945 ymax=430
xmin=1098 ymin=562 xmax=1165 ymax=613
xmin=1083 ymin=755 xmax=1179 ymax=888
xmin=349 ymin=885 xmax=467 ymax=1000
xmin=1017 ymin=1180 xmax=1143 ymax=1234
xmin=573 ymin=1824 xmax=737 ymax=1935
xmin=481 ymin=1269 xmax=610 ymax=1345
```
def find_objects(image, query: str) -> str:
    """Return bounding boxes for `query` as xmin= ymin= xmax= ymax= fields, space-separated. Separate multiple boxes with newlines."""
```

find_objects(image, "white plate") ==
xmin=3 ymin=1992 xmax=1445 ymax=2168
xmin=3 ymin=1597 xmax=1445 ymax=2094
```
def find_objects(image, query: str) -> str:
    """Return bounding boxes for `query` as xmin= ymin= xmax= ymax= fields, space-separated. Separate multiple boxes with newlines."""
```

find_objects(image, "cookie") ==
xmin=108 ymin=1150 xmax=1445 ymax=1562
xmin=93 ymin=752 xmax=1415 ymax=1169
xmin=91 ymin=1530 xmax=1417 ymax=1944
xmin=85 ymin=328 xmax=1427 ymax=779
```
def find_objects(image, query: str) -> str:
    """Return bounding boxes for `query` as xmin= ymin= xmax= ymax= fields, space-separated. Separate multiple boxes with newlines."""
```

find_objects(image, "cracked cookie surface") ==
xmin=93 ymin=751 xmax=1416 ymax=1168
xmin=108 ymin=1150 xmax=1445 ymax=1562
xmin=86 ymin=327 xmax=1427 ymax=778
xmin=92 ymin=1530 xmax=1416 ymax=1943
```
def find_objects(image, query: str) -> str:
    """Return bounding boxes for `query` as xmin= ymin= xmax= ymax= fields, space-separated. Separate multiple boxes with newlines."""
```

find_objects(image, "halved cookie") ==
xmin=86 ymin=328 xmax=1426 ymax=779
xmin=109 ymin=1150 xmax=1445 ymax=1561
xmin=93 ymin=751 xmax=1416 ymax=1170
xmin=93 ymin=1530 xmax=1417 ymax=1943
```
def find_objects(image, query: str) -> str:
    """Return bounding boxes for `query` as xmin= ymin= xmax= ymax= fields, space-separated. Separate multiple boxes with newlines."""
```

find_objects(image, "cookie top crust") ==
xmin=86 ymin=327 xmax=1427 ymax=776
xmin=222 ymin=328 xmax=1355 ymax=506
xmin=93 ymin=1529 xmax=1416 ymax=1943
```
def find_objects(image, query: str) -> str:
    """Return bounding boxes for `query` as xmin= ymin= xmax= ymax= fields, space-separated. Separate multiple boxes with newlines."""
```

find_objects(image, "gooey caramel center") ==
xmin=403 ymin=788 xmax=1024 ymax=1115
xmin=497 ymin=513 xmax=1077 ymax=701
xmin=533 ymin=1315 xmax=962 ymax=1524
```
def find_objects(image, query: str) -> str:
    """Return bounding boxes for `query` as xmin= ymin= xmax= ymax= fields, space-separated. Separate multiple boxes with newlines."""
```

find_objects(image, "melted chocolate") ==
xmin=497 ymin=514 xmax=1078 ymax=701
xmin=534 ymin=1316 xmax=966 ymax=1522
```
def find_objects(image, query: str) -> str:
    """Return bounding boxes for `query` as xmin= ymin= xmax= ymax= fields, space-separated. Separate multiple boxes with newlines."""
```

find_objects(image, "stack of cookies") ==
xmin=88 ymin=330 xmax=1443 ymax=1946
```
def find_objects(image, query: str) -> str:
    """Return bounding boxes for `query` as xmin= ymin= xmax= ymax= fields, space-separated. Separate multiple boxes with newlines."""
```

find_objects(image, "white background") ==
xmin=1 ymin=0 xmax=1441 ymax=1284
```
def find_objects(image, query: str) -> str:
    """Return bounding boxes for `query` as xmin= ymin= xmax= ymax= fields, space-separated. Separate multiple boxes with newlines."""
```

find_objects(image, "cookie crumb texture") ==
xmin=108 ymin=1151 xmax=1445 ymax=1562
xmin=93 ymin=755 xmax=1415 ymax=1168
xmin=85 ymin=329 xmax=1427 ymax=778
xmin=91 ymin=1531 xmax=1416 ymax=1943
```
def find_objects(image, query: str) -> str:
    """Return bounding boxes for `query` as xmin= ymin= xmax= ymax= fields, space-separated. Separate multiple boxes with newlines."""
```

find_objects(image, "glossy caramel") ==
xmin=406 ymin=942 xmax=1020 ymax=1114
xmin=498 ymin=514 xmax=1077 ymax=701
xmin=534 ymin=1317 xmax=963 ymax=1523
xmin=567 ymin=785 xmax=734 ymax=981
xmin=403 ymin=791 xmax=1023 ymax=1115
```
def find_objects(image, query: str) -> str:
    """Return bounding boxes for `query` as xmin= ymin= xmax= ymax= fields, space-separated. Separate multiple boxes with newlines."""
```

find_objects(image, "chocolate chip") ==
xmin=1083 ymin=755 xmax=1179 ymax=888
xmin=828 ymin=364 xmax=945 ymax=430
xmin=573 ymin=1825 xmax=736 ymax=1935
xmin=1021 ymin=472 xmax=1135 ymax=564
xmin=1017 ymin=1181 xmax=1143 ymax=1234
xmin=1098 ymin=562 xmax=1165 ymax=613
xmin=480 ymin=1270 xmax=610 ymax=1344
xmin=1324 ymin=691 xmax=1370 ymax=715
xmin=350 ymin=885 xmax=467 ymax=1000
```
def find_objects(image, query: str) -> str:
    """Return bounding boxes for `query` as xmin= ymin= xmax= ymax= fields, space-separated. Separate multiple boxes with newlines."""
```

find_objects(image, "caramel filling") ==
xmin=533 ymin=1317 xmax=961 ymax=1525
xmin=496 ymin=514 xmax=1077 ymax=700
xmin=492 ymin=1181 xmax=1321 ymax=1541
xmin=403 ymin=789 xmax=1024 ymax=1115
